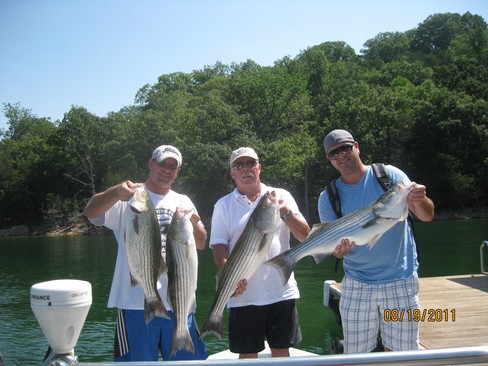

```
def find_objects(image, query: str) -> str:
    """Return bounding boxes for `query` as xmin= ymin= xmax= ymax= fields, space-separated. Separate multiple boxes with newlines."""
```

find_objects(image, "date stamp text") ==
xmin=384 ymin=309 xmax=456 ymax=322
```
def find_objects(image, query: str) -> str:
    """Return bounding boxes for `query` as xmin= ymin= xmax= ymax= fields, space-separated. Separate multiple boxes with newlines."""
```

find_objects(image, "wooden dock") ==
xmin=419 ymin=274 xmax=488 ymax=350
xmin=325 ymin=273 xmax=488 ymax=351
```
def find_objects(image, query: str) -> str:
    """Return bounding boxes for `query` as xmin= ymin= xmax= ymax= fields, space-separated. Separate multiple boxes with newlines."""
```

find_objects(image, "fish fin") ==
xmin=264 ymin=240 xmax=273 ymax=260
xmin=171 ymin=329 xmax=195 ymax=356
xmin=129 ymin=273 xmax=138 ymax=287
xmin=144 ymin=294 xmax=169 ymax=324
xmin=362 ymin=218 xmax=379 ymax=229
xmin=265 ymin=252 xmax=296 ymax=285
xmin=258 ymin=232 xmax=272 ymax=252
xmin=214 ymin=271 xmax=221 ymax=292
xmin=185 ymin=242 xmax=192 ymax=256
xmin=158 ymin=256 xmax=167 ymax=275
xmin=367 ymin=234 xmax=384 ymax=249
xmin=399 ymin=209 xmax=409 ymax=222
xmin=194 ymin=313 xmax=201 ymax=333
xmin=201 ymin=313 xmax=224 ymax=341
xmin=311 ymin=252 xmax=330 ymax=264
xmin=309 ymin=222 xmax=330 ymax=236
xmin=132 ymin=216 xmax=140 ymax=235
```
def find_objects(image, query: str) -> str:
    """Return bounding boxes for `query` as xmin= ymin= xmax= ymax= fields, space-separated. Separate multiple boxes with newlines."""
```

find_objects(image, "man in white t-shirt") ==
xmin=84 ymin=145 xmax=208 ymax=362
xmin=209 ymin=147 xmax=311 ymax=359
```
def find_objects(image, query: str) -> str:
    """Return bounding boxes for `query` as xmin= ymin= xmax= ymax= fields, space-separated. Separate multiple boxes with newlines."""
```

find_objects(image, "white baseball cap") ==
xmin=229 ymin=147 xmax=259 ymax=166
xmin=151 ymin=145 xmax=182 ymax=167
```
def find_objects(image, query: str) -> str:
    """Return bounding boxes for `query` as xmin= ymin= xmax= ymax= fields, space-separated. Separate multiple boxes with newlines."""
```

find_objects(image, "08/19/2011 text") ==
xmin=384 ymin=308 xmax=456 ymax=322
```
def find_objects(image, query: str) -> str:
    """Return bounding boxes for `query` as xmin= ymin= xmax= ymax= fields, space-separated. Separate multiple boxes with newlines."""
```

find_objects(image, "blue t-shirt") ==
xmin=318 ymin=165 xmax=418 ymax=284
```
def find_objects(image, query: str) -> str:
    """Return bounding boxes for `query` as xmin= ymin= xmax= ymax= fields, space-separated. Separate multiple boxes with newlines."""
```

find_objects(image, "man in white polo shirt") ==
xmin=209 ymin=147 xmax=311 ymax=359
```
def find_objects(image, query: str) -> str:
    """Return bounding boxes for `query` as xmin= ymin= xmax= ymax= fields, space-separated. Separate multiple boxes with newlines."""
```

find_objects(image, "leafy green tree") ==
xmin=2 ymin=12 xmax=488 ymax=230
xmin=362 ymin=31 xmax=413 ymax=63
xmin=408 ymin=82 xmax=488 ymax=209
xmin=411 ymin=13 xmax=466 ymax=55
xmin=227 ymin=63 xmax=309 ymax=141
xmin=366 ymin=60 xmax=434 ymax=86
xmin=0 ymin=103 xmax=57 ymax=225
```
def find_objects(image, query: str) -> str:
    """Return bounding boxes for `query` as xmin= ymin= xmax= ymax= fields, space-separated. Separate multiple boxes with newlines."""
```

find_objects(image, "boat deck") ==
xmin=418 ymin=274 xmax=488 ymax=350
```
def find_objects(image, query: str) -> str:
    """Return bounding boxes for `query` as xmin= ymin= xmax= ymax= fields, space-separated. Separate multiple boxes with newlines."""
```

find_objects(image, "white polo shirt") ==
xmin=209 ymin=183 xmax=301 ymax=308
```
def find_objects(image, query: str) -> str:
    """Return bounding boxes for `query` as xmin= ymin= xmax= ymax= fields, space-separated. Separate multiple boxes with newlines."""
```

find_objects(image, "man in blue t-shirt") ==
xmin=318 ymin=129 xmax=434 ymax=353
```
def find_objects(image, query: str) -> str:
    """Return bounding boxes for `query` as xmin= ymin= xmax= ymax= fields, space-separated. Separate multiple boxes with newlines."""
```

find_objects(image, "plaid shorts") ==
xmin=339 ymin=275 xmax=420 ymax=353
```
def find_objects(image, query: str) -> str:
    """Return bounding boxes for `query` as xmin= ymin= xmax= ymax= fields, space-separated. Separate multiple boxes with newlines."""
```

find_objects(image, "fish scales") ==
xmin=201 ymin=192 xmax=280 ymax=340
xmin=266 ymin=182 xmax=414 ymax=285
xmin=125 ymin=185 xmax=168 ymax=324
xmin=167 ymin=208 xmax=198 ymax=355
xmin=292 ymin=204 xmax=376 ymax=258
xmin=204 ymin=230 xmax=271 ymax=331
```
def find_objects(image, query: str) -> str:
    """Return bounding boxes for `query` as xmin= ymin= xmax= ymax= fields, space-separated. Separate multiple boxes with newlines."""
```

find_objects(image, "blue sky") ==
xmin=1 ymin=0 xmax=487 ymax=131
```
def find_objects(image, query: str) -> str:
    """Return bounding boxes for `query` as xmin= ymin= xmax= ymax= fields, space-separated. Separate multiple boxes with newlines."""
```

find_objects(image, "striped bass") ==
xmin=266 ymin=182 xmax=414 ymax=285
xmin=167 ymin=208 xmax=198 ymax=355
xmin=201 ymin=191 xmax=280 ymax=340
xmin=125 ymin=185 xmax=168 ymax=323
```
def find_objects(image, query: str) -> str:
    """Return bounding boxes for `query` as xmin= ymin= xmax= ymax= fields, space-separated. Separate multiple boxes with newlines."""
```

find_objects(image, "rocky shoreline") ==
xmin=0 ymin=222 xmax=110 ymax=237
xmin=1 ymin=208 xmax=487 ymax=237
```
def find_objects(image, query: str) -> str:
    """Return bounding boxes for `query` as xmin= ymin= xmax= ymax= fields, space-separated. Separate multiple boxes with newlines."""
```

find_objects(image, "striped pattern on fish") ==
xmin=125 ymin=185 xmax=168 ymax=324
xmin=266 ymin=182 xmax=414 ymax=285
xmin=167 ymin=208 xmax=198 ymax=355
xmin=201 ymin=191 xmax=280 ymax=340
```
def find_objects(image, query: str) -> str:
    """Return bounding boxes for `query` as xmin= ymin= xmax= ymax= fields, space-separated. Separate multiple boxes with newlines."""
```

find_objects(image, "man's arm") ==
xmin=84 ymin=180 xmax=137 ymax=219
xmin=211 ymin=243 xmax=229 ymax=269
xmin=408 ymin=183 xmax=435 ymax=222
xmin=280 ymin=211 xmax=311 ymax=242
xmin=278 ymin=195 xmax=311 ymax=242
xmin=190 ymin=212 xmax=207 ymax=250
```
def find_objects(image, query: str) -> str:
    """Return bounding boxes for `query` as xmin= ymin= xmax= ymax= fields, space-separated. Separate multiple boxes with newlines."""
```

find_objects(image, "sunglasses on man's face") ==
xmin=232 ymin=160 xmax=258 ymax=170
xmin=328 ymin=144 xmax=354 ymax=160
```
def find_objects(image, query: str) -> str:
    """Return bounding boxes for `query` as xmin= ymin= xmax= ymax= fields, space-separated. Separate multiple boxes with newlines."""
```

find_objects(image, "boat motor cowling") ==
xmin=30 ymin=279 xmax=92 ymax=358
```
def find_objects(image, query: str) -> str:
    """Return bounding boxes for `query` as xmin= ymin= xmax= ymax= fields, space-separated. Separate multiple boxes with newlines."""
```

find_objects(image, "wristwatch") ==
xmin=281 ymin=209 xmax=293 ymax=221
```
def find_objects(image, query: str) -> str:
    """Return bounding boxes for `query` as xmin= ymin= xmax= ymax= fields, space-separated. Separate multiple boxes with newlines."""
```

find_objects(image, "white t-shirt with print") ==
xmin=89 ymin=189 xmax=197 ymax=311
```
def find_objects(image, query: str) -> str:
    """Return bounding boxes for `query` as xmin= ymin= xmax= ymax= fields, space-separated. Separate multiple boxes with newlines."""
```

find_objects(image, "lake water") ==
xmin=0 ymin=219 xmax=487 ymax=365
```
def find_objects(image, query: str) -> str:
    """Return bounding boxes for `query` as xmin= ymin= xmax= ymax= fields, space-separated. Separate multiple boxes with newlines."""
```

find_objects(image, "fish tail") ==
xmin=265 ymin=252 xmax=296 ymax=285
xmin=144 ymin=295 xmax=169 ymax=324
xmin=200 ymin=313 xmax=223 ymax=340
xmin=171 ymin=329 xmax=195 ymax=355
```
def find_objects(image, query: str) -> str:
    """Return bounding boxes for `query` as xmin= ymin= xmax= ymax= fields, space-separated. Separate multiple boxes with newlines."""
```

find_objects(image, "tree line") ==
xmin=1 ymin=12 xmax=487 ymax=233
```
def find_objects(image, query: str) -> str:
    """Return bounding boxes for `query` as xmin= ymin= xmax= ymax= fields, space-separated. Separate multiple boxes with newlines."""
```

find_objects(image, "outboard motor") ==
xmin=30 ymin=279 xmax=92 ymax=366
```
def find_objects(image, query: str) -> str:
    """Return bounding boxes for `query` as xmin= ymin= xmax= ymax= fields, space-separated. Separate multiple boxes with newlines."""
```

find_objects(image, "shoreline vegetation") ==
xmin=2 ymin=13 xmax=488 ymax=236
xmin=1 ymin=208 xmax=487 ymax=238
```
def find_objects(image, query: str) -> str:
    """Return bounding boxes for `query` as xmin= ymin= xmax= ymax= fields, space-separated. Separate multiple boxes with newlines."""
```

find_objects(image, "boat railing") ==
xmin=481 ymin=240 xmax=488 ymax=275
xmin=76 ymin=346 xmax=488 ymax=365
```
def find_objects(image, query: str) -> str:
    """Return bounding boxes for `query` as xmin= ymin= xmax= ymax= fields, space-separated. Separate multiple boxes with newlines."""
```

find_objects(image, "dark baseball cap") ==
xmin=323 ymin=129 xmax=355 ymax=154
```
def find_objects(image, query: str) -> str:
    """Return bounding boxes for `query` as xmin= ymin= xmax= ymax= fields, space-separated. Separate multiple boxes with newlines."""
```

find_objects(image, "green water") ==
xmin=0 ymin=219 xmax=486 ymax=365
